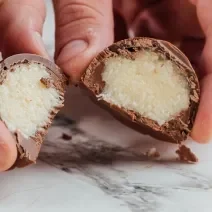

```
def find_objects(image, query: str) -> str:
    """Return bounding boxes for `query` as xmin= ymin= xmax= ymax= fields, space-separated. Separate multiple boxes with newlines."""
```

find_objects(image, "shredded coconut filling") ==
xmin=98 ymin=51 xmax=190 ymax=125
xmin=0 ymin=63 xmax=61 ymax=138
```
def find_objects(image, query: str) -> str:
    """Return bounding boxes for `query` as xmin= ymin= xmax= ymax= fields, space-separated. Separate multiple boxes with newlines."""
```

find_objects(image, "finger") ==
xmin=53 ymin=0 xmax=114 ymax=83
xmin=0 ymin=0 xmax=48 ymax=58
xmin=0 ymin=122 xmax=17 ymax=171
xmin=189 ymin=0 xmax=212 ymax=142
xmin=192 ymin=74 xmax=212 ymax=143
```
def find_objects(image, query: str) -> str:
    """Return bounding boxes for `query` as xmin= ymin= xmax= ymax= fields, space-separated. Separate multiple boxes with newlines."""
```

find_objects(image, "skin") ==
xmin=0 ymin=0 xmax=211 ymax=171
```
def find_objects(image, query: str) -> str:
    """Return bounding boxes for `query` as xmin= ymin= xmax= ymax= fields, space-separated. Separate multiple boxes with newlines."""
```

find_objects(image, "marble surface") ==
xmin=1 ymin=1 xmax=212 ymax=211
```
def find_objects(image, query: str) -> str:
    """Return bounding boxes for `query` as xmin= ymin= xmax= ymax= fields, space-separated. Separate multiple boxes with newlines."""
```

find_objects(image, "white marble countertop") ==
xmin=1 ymin=2 xmax=212 ymax=212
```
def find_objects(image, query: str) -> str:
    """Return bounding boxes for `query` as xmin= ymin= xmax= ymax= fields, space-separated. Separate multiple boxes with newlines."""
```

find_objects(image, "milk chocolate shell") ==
xmin=80 ymin=37 xmax=200 ymax=143
xmin=0 ymin=54 xmax=68 ymax=167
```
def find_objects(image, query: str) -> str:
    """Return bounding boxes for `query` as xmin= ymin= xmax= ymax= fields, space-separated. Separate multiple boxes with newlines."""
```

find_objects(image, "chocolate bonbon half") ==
xmin=80 ymin=37 xmax=200 ymax=144
xmin=0 ymin=54 xmax=68 ymax=167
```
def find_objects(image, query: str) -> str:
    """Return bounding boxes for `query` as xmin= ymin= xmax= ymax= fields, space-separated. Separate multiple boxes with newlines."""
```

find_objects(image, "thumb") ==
xmin=53 ymin=0 xmax=114 ymax=83
xmin=0 ymin=0 xmax=48 ymax=58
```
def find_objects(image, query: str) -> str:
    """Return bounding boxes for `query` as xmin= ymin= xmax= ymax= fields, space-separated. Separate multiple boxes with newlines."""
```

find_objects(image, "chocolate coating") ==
xmin=80 ymin=37 xmax=200 ymax=144
xmin=0 ymin=54 xmax=68 ymax=168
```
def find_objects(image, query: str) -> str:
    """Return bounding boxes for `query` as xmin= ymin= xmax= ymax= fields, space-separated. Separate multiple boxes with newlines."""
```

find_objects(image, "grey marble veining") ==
xmin=37 ymin=115 xmax=212 ymax=212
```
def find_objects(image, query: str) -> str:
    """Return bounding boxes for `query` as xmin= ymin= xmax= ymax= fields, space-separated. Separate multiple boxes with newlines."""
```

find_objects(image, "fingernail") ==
xmin=57 ymin=40 xmax=88 ymax=63
xmin=32 ymin=32 xmax=50 ymax=58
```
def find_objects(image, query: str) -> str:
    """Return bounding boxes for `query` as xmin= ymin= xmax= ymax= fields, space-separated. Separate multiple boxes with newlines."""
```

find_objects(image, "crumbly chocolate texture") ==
xmin=176 ymin=144 xmax=198 ymax=163
xmin=80 ymin=37 xmax=200 ymax=144
xmin=0 ymin=54 xmax=69 ymax=168
xmin=40 ymin=77 xmax=53 ymax=88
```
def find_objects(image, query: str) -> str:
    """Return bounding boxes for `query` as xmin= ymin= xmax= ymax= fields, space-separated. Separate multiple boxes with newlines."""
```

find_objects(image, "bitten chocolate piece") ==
xmin=0 ymin=54 xmax=68 ymax=167
xmin=80 ymin=37 xmax=200 ymax=143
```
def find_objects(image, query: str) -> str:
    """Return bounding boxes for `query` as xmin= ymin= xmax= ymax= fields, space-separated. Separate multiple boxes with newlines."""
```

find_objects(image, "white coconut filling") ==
xmin=0 ymin=63 xmax=61 ymax=138
xmin=98 ymin=51 xmax=190 ymax=125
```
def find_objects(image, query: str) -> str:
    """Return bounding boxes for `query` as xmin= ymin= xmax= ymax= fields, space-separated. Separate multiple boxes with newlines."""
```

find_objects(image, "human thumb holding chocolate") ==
xmin=0 ymin=0 xmax=211 ymax=171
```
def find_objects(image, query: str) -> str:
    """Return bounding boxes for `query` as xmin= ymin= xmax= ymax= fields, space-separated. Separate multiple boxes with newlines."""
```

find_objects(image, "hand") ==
xmin=0 ymin=0 xmax=114 ymax=171
xmin=0 ymin=0 xmax=48 ymax=171
xmin=114 ymin=0 xmax=211 ymax=143
xmin=54 ymin=0 xmax=212 ymax=143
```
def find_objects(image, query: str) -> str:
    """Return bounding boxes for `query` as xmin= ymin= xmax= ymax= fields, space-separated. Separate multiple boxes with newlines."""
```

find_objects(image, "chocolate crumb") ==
xmin=40 ymin=77 xmax=52 ymax=88
xmin=61 ymin=133 xmax=72 ymax=140
xmin=145 ymin=147 xmax=160 ymax=158
xmin=176 ymin=144 xmax=198 ymax=163
xmin=23 ymin=59 xmax=29 ymax=64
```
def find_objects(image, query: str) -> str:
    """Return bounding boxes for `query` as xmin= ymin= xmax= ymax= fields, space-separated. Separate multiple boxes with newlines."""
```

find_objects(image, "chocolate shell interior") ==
xmin=0 ymin=54 xmax=68 ymax=167
xmin=81 ymin=38 xmax=200 ymax=143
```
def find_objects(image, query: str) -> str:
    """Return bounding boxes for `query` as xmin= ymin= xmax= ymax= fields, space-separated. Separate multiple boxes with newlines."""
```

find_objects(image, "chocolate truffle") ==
xmin=0 ymin=54 xmax=68 ymax=167
xmin=80 ymin=37 xmax=200 ymax=143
